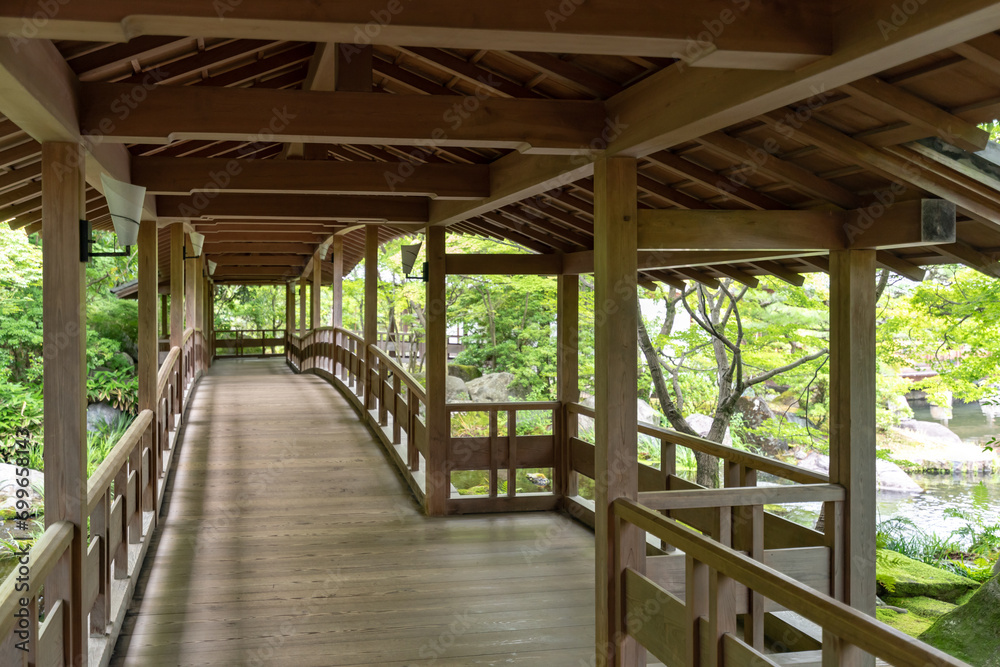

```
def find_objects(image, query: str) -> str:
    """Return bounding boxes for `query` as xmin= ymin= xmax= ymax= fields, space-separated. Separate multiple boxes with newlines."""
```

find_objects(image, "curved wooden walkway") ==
xmin=110 ymin=358 xmax=596 ymax=666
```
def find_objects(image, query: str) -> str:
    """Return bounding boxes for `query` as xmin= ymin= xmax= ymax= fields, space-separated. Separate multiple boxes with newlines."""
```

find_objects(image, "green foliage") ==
xmin=87 ymin=368 xmax=139 ymax=415
xmin=0 ymin=382 xmax=43 ymax=446
xmin=87 ymin=414 xmax=133 ymax=477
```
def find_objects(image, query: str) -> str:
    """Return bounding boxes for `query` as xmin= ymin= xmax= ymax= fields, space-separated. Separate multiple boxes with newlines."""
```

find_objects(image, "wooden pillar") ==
xmin=138 ymin=221 xmax=159 ymax=517
xmin=425 ymin=226 xmax=448 ymax=516
xmin=312 ymin=248 xmax=322 ymax=329
xmin=169 ymin=225 xmax=184 ymax=351
xmin=331 ymin=235 xmax=344 ymax=329
xmin=557 ymin=274 xmax=580 ymax=504
xmin=298 ymin=278 xmax=307 ymax=336
xmin=593 ymin=157 xmax=643 ymax=667
xmin=826 ymin=249 xmax=877 ymax=667
xmin=160 ymin=294 xmax=168 ymax=339
xmin=41 ymin=142 xmax=88 ymax=666
xmin=363 ymin=225 xmax=379 ymax=408
xmin=285 ymin=282 xmax=294 ymax=335
xmin=184 ymin=236 xmax=196 ymax=336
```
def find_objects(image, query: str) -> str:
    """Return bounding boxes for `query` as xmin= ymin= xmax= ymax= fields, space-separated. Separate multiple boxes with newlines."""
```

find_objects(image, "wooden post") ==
xmin=169 ymin=225 xmax=184 ymax=351
xmin=185 ymin=235 xmax=196 ymax=336
xmin=194 ymin=257 xmax=204 ymax=372
xmin=160 ymin=294 xmax=168 ymax=339
xmin=425 ymin=225 xmax=448 ymax=516
xmin=41 ymin=141 xmax=88 ymax=667
xmin=312 ymin=247 xmax=322 ymax=329
xmin=298 ymin=278 xmax=307 ymax=337
xmin=363 ymin=225 xmax=379 ymax=410
xmin=557 ymin=274 xmax=580 ymax=504
xmin=825 ymin=249 xmax=877 ymax=667
xmin=593 ymin=156 xmax=643 ymax=667
xmin=138 ymin=221 xmax=159 ymax=518
xmin=285 ymin=281 xmax=294 ymax=338
xmin=332 ymin=235 xmax=344 ymax=329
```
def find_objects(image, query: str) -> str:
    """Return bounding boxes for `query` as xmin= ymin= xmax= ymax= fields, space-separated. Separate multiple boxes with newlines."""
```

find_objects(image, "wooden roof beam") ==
xmin=156 ymin=193 xmax=429 ymax=222
xmin=0 ymin=1 xmax=830 ymax=63
xmin=0 ymin=38 xmax=156 ymax=219
xmin=80 ymin=83 xmax=609 ymax=154
xmin=133 ymin=157 xmax=489 ymax=199
xmin=427 ymin=0 xmax=1000 ymax=226
xmin=840 ymin=76 xmax=989 ymax=152
xmin=636 ymin=200 xmax=956 ymax=251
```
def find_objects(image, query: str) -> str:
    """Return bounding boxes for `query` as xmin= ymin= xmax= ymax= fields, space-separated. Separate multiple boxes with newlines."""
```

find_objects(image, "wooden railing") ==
xmin=444 ymin=401 xmax=560 ymax=513
xmin=613 ymin=497 xmax=965 ymax=667
xmin=0 ymin=328 xmax=205 ymax=664
xmin=214 ymin=328 xmax=285 ymax=358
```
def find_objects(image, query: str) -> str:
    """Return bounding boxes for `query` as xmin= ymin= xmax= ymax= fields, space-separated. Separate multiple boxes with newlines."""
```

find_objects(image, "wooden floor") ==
xmin=111 ymin=358 xmax=597 ymax=666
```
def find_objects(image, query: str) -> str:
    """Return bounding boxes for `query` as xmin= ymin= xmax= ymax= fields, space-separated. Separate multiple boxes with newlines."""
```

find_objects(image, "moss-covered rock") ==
xmin=920 ymin=576 xmax=1000 ymax=666
xmin=876 ymin=549 xmax=980 ymax=602
xmin=883 ymin=595 xmax=956 ymax=627
xmin=877 ymin=607 xmax=935 ymax=637
xmin=448 ymin=364 xmax=482 ymax=383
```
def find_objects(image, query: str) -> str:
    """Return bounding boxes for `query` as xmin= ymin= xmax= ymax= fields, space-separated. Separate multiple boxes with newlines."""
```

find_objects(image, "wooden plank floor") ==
xmin=111 ymin=358 xmax=596 ymax=666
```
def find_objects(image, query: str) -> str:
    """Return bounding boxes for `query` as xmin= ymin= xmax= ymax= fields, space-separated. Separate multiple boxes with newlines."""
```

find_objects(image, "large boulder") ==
xmin=895 ymin=419 xmax=963 ymax=447
xmin=87 ymin=401 xmax=125 ymax=432
xmin=919 ymin=575 xmax=1000 ymax=666
xmin=466 ymin=372 xmax=525 ymax=402
xmin=0 ymin=463 xmax=44 ymax=520
xmin=685 ymin=413 xmax=733 ymax=447
xmin=876 ymin=550 xmax=980 ymax=602
xmin=445 ymin=375 xmax=471 ymax=402
xmin=736 ymin=396 xmax=775 ymax=428
xmin=448 ymin=364 xmax=482 ymax=383
xmin=798 ymin=451 xmax=923 ymax=494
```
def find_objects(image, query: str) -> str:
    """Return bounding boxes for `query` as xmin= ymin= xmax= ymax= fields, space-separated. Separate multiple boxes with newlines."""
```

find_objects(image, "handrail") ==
xmin=614 ymin=497 xmax=966 ymax=667
xmin=636 ymin=483 xmax=845 ymax=511
xmin=182 ymin=327 xmax=194 ymax=345
xmin=367 ymin=344 xmax=427 ymax=404
xmin=0 ymin=521 xmax=74 ymax=638
xmin=86 ymin=409 xmax=154 ymax=513
xmin=155 ymin=347 xmax=181 ymax=398
xmin=447 ymin=400 xmax=561 ymax=411
xmin=569 ymin=402 xmax=827 ymax=485
xmin=335 ymin=327 xmax=364 ymax=345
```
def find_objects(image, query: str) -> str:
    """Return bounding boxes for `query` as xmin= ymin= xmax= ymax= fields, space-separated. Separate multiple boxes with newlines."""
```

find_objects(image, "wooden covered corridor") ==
xmin=6 ymin=3 xmax=1000 ymax=666
xmin=110 ymin=358 xmax=596 ymax=666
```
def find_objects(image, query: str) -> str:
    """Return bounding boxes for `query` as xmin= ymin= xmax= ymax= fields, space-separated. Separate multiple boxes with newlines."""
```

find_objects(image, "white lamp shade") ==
xmin=100 ymin=173 xmax=145 ymax=247
xmin=190 ymin=232 xmax=205 ymax=257
xmin=401 ymin=242 xmax=422 ymax=275
xmin=207 ymin=260 xmax=217 ymax=276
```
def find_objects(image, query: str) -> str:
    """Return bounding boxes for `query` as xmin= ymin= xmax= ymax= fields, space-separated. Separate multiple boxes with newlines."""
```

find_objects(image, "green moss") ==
xmin=955 ymin=589 xmax=977 ymax=606
xmin=877 ymin=607 xmax=934 ymax=637
xmin=447 ymin=364 xmax=482 ymax=383
xmin=876 ymin=549 xmax=980 ymax=602
xmin=920 ymin=576 xmax=1000 ymax=666
xmin=883 ymin=595 xmax=956 ymax=620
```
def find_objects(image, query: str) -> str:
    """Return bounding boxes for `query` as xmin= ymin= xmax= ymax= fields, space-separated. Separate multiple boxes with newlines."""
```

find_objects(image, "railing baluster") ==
xmin=507 ymin=409 xmax=516 ymax=499
xmin=392 ymin=374 xmax=402 ymax=444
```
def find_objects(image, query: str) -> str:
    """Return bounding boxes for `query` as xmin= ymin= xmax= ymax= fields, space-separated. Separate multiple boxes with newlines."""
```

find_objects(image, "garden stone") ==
xmin=685 ymin=413 xmax=733 ymax=447
xmin=736 ymin=396 xmax=774 ymax=428
xmin=876 ymin=549 xmax=979 ymax=602
xmin=87 ymin=401 xmax=125 ymax=432
xmin=466 ymin=372 xmax=525 ymax=402
xmin=114 ymin=351 xmax=135 ymax=369
xmin=896 ymin=419 xmax=963 ymax=447
xmin=920 ymin=575 xmax=1000 ymax=666
xmin=445 ymin=375 xmax=471 ymax=402
xmin=0 ymin=463 xmax=44 ymax=519
xmin=993 ymin=558 xmax=1000 ymax=577
xmin=448 ymin=364 xmax=482 ymax=383
xmin=798 ymin=452 xmax=924 ymax=494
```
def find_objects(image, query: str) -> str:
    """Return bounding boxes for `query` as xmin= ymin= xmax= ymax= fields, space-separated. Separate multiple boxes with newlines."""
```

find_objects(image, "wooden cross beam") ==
xmin=80 ymin=83 xmax=609 ymax=154
xmin=132 ymin=156 xmax=490 ymax=199
xmin=156 ymin=193 xmax=429 ymax=222
xmin=635 ymin=200 xmax=956 ymax=251
xmin=0 ymin=0 xmax=830 ymax=64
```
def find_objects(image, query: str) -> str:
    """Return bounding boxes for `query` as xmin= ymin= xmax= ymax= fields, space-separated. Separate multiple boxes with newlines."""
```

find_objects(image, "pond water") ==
xmin=777 ymin=399 xmax=999 ymax=544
